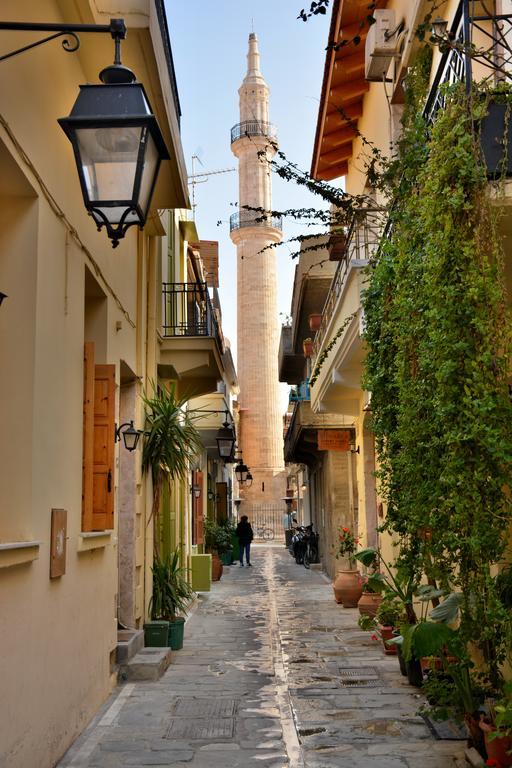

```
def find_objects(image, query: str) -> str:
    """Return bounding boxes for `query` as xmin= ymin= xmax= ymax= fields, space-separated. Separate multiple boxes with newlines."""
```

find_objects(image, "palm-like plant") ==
xmin=141 ymin=383 xmax=203 ymax=554
xmin=150 ymin=549 xmax=194 ymax=621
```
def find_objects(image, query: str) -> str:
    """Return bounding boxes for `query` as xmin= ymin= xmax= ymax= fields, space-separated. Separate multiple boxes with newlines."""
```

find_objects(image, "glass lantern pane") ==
xmin=138 ymin=132 xmax=159 ymax=215
xmin=76 ymin=126 xmax=143 ymax=204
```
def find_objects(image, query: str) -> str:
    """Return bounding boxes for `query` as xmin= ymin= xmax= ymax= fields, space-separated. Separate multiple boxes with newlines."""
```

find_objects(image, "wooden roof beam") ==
xmin=319 ymin=144 xmax=354 ymax=166
xmin=321 ymin=125 xmax=358 ymax=150
xmin=325 ymin=101 xmax=363 ymax=127
xmin=317 ymin=161 xmax=349 ymax=181
xmin=329 ymin=78 xmax=369 ymax=104
xmin=331 ymin=52 xmax=365 ymax=86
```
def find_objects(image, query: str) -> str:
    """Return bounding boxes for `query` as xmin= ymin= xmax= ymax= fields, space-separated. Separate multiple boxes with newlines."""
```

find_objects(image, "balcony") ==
xmin=230 ymin=120 xmax=277 ymax=144
xmin=284 ymin=399 xmax=350 ymax=466
xmin=314 ymin=209 xmax=386 ymax=357
xmin=289 ymin=380 xmax=310 ymax=403
xmin=158 ymin=283 xmax=225 ymax=397
xmin=229 ymin=211 xmax=282 ymax=233
xmin=278 ymin=324 xmax=304 ymax=384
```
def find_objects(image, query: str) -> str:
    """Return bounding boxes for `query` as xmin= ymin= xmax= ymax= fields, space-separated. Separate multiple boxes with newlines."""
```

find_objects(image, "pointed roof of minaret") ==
xmin=243 ymin=33 xmax=266 ymax=86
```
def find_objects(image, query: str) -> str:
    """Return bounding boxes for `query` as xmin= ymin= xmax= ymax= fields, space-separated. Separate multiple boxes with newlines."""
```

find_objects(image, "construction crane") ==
xmin=188 ymin=154 xmax=236 ymax=216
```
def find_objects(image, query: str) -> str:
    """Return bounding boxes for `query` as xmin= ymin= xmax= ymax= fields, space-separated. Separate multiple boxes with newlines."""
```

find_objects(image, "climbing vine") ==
xmin=362 ymin=48 xmax=512 ymax=679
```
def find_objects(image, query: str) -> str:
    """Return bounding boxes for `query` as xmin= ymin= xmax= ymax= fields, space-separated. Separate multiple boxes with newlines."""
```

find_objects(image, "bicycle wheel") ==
xmin=303 ymin=547 xmax=310 ymax=569
xmin=262 ymin=528 xmax=272 ymax=540
xmin=265 ymin=528 xmax=274 ymax=541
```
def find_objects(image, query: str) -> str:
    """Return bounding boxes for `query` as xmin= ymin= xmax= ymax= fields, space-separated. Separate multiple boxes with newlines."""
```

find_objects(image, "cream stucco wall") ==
xmin=0 ymin=2 xmax=183 ymax=765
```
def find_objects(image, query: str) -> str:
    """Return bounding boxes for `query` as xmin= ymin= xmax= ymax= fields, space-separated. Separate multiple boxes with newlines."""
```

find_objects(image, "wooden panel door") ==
xmin=92 ymin=364 xmax=115 ymax=530
xmin=216 ymin=482 xmax=227 ymax=522
xmin=192 ymin=470 xmax=204 ymax=545
xmin=82 ymin=342 xmax=95 ymax=531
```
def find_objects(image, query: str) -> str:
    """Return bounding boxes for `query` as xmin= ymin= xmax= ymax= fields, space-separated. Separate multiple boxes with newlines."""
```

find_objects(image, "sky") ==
xmin=165 ymin=0 xmax=333 ymax=403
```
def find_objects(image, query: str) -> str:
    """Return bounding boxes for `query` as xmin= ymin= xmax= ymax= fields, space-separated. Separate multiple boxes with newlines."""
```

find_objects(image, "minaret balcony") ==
xmin=229 ymin=211 xmax=282 ymax=233
xmin=230 ymin=120 xmax=277 ymax=144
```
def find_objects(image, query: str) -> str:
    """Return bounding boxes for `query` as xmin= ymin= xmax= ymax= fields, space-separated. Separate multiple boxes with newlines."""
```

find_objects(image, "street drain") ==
xmin=298 ymin=727 xmax=326 ymax=736
xmin=338 ymin=666 xmax=380 ymax=688
xmin=289 ymin=658 xmax=316 ymax=664
xmin=165 ymin=698 xmax=238 ymax=740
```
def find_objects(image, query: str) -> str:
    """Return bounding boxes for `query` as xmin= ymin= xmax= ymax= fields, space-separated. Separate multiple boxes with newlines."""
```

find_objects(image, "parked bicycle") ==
xmin=255 ymin=524 xmax=274 ymax=540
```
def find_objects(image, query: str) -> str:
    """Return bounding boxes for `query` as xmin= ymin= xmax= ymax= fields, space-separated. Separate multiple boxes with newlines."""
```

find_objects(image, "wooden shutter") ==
xmin=192 ymin=470 xmax=204 ymax=544
xmin=82 ymin=342 xmax=95 ymax=531
xmin=216 ymin=482 xmax=227 ymax=521
xmin=92 ymin=364 xmax=116 ymax=530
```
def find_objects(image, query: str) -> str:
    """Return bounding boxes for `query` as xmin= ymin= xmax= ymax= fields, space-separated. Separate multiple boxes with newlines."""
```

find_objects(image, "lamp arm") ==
xmin=0 ymin=19 xmax=126 ymax=65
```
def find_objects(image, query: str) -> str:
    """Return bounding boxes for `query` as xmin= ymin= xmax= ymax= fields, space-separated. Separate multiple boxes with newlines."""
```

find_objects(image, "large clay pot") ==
xmin=211 ymin=553 xmax=223 ymax=581
xmin=379 ymin=625 xmax=397 ymax=655
xmin=333 ymin=570 xmax=362 ymax=607
xmin=357 ymin=592 xmax=382 ymax=618
xmin=480 ymin=721 xmax=512 ymax=766
xmin=308 ymin=313 xmax=322 ymax=332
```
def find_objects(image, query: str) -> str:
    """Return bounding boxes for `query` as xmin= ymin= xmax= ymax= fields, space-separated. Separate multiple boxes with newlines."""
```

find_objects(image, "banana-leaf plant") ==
xmin=141 ymin=383 xmax=203 ymax=555
xmin=354 ymin=547 xmax=421 ymax=624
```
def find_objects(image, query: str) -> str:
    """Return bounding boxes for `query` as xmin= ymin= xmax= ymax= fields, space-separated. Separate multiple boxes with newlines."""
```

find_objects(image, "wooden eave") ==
xmin=311 ymin=0 xmax=387 ymax=182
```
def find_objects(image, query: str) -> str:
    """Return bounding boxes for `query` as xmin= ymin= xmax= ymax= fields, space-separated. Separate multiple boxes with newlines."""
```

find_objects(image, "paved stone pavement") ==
xmin=58 ymin=545 xmax=459 ymax=768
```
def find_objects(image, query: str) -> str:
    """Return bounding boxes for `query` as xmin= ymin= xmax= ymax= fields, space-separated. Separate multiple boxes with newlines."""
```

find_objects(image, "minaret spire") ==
xmin=230 ymin=33 xmax=286 ymax=526
xmin=244 ymin=33 xmax=265 ymax=85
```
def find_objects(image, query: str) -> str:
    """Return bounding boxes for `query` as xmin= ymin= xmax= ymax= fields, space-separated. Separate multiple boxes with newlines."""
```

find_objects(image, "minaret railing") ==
xmin=229 ymin=210 xmax=282 ymax=233
xmin=230 ymin=120 xmax=277 ymax=144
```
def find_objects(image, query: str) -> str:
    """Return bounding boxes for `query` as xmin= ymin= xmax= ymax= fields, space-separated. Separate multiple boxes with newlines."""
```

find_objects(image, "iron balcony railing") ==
xmin=161 ymin=282 xmax=220 ymax=344
xmin=424 ymin=1 xmax=512 ymax=125
xmin=230 ymin=120 xmax=277 ymax=144
xmin=313 ymin=208 xmax=387 ymax=357
xmin=229 ymin=211 xmax=282 ymax=233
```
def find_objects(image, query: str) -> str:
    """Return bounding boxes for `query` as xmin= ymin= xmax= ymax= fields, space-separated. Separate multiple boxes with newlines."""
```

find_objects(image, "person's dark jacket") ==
xmin=236 ymin=520 xmax=253 ymax=545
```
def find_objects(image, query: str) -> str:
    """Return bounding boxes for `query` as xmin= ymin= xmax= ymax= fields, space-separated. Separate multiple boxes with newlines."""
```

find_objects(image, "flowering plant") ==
xmin=336 ymin=527 xmax=359 ymax=562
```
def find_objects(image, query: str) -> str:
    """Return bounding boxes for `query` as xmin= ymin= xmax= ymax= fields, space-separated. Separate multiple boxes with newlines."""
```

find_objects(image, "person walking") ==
xmin=236 ymin=515 xmax=253 ymax=566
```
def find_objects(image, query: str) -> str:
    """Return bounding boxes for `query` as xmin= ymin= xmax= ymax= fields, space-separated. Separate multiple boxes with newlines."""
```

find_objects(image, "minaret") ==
xmin=230 ymin=33 xmax=285 ymax=509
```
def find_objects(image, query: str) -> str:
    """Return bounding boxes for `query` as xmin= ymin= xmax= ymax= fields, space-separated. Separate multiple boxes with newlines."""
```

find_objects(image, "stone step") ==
xmin=116 ymin=629 xmax=144 ymax=664
xmin=119 ymin=647 xmax=172 ymax=682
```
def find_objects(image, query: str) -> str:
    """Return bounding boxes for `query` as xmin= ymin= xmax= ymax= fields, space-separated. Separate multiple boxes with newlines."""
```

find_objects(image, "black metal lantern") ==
xmin=235 ymin=461 xmax=248 ymax=484
xmin=216 ymin=419 xmax=236 ymax=461
xmin=58 ymin=40 xmax=169 ymax=247
xmin=245 ymin=471 xmax=253 ymax=488
xmin=431 ymin=17 xmax=449 ymax=39
xmin=115 ymin=420 xmax=141 ymax=452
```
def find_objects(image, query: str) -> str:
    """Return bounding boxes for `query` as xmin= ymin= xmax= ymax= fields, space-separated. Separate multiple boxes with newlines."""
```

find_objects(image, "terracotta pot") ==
xmin=379 ymin=625 xmax=397 ymax=655
xmin=303 ymin=340 xmax=314 ymax=358
xmin=211 ymin=553 xmax=223 ymax=581
xmin=480 ymin=721 xmax=512 ymax=766
xmin=328 ymin=233 xmax=347 ymax=262
xmin=308 ymin=313 xmax=322 ymax=332
xmin=358 ymin=592 xmax=382 ymax=618
xmin=333 ymin=570 xmax=362 ymax=607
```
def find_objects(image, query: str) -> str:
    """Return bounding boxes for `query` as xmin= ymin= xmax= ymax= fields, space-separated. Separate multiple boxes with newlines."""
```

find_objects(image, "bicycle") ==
xmin=255 ymin=525 xmax=274 ymax=541
xmin=303 ymin=531 xmax=319 ymax=569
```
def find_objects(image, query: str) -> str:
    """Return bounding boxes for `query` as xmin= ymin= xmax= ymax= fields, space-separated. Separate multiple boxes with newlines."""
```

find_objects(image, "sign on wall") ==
xmin=317 ymin=429 xmax=351 ymax=452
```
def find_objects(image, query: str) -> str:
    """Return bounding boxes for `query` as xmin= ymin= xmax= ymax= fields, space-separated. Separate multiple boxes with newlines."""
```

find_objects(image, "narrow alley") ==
xmin=58 ymin=546 xmax=458 ymax=768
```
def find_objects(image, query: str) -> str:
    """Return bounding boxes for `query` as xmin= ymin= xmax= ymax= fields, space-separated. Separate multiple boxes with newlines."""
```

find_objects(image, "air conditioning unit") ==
xmin=365 ymin=9 xmax=398 ymax=82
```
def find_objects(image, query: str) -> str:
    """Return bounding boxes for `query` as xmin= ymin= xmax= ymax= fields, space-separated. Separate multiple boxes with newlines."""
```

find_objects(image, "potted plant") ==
xmin=358 ymin=575 xmax=383 ymax=617
xmin=303 ymin=337 xmax=314 ymax=358
xmin=141 ymin=384 xmax=202 ymax=557
xmin=375 ymin=595 xmax=403 ymax=655
xmin=333 ymin=527 xmax=362 ymax=607
xmin=308 ymin=313 xmax=322 ymax=332
xmin=149 ymin=549 xmax=194 ymax=650
xmin=219 ymin=519 xmax=235 ymax=565
xmin=204 ymin=518 xmax=232 ymax=581
xmin=328 ymin=230 xmax=348 ymax=261
xmin=480 ymin=685 xmax=512 ymax=767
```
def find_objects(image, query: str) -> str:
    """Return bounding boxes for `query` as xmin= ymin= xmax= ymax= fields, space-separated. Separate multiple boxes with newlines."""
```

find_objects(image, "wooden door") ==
xmin=192 ymin=470 xmax=204 ymax=544
xmin=82 ymin=342 xmax=95 ymax=531
xmin=216 ymin=482 xmax=227 ymax=521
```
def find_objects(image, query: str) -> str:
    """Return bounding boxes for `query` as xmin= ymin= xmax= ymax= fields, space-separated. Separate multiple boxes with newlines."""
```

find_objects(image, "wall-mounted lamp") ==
xmin=349 ymin=434 xmax=360 ymax=455
xmin=235 ymin=460 xmax=249 ymax=484
xmin=245 ymin=471 xmax=253 ymax=489
xmin=431 ymin=16 xmax=449 ymax=40
xmin=191 ymin=484 xmax=201 ymax=499
xmin=115 ymin=420 xmax=141 ymax=452
xmin=216 ymin=416 xmax=236 ymax=462
xmin=207 ymin=490 xmax=220 ymax=502
xmin=0 ymin=292 xmax=7 ymax=306
xmin=0 ymin=18 xmax=169 ymax=247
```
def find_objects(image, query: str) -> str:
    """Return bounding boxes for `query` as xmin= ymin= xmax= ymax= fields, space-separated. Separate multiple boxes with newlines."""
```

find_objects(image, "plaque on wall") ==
xmin=317 ymin=429 xmax=351 ymax=452
xmin=50 ymin=508 xmax=67 ymax=578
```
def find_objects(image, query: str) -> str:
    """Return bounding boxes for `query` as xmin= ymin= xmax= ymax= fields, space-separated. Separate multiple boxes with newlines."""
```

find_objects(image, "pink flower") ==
xmin=371 ymin=634 xmax=379 ymax=642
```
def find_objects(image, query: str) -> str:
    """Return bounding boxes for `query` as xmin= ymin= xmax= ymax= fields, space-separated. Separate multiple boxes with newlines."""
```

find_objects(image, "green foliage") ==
xmin=204 ymin=518 xmax=232 ymax=554
xmin=150 ymin=549 xmax=194 ymax=621
xmin=362 ymin=48 xmax=512 ymax=691
xmin=141 ymin=383 xmax=203 ymax=554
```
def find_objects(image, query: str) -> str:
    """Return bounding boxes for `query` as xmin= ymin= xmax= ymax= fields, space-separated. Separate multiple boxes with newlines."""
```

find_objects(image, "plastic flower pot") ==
xmin=168 ymin=617 xmax=185 ymax=651
xmin=144 ymin=620 xmax=170 ymax=647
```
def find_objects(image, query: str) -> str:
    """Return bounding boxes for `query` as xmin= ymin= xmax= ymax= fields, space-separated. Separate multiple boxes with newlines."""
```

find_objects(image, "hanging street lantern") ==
xmin=216 ymin=418 xmax=236 ymax=461
xmin=115 ymin=420 xmax=141 ymax=452
xmin=235 ymin=460 xmax=249 ymax=484
xmin=245 ymin=471 xmax=253 ymax=488
xmin=58 ymin=22 xmax=169 ymax=247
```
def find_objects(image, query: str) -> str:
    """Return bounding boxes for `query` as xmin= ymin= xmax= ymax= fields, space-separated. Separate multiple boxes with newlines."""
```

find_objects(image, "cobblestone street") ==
xmin=58 ymin=545 xmax=458 ymax=768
